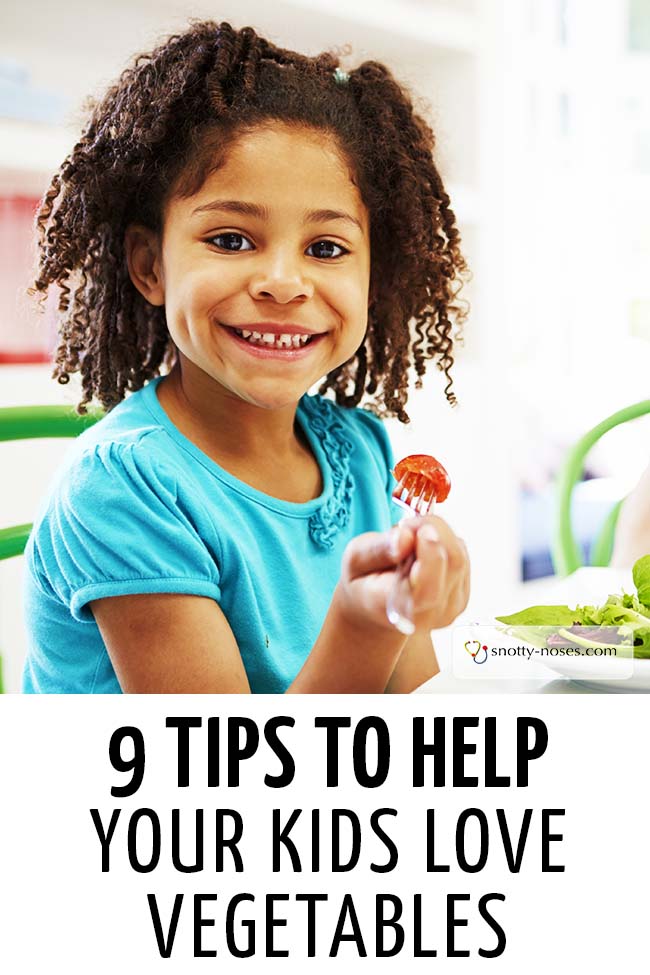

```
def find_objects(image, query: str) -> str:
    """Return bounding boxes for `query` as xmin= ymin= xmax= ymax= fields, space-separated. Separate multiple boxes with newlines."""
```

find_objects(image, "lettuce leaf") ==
xmin=632 ymin=555 xmax=650 ymax=608
xmin=495 ymin=605 xmax=577 ymax=627
xmin=575 ymin=597 xmax=650 ymax=628
xmin=494 ymin=606 xmax=578 ymax=651
xmin=495 ymin=555 xmax=650 ymax=659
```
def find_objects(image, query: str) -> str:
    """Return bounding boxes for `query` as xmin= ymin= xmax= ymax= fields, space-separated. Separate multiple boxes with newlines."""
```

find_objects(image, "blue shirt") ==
xmin=22 ymin=377 xmax=401 ymax=693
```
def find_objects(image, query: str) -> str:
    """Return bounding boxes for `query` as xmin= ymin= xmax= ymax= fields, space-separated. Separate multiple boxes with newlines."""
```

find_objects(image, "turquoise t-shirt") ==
xmin=22 ymin=377 xmax=401 ymax=693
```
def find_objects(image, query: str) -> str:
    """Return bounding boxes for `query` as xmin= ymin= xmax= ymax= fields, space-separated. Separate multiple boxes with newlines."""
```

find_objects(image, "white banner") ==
xmin=0 ymin=696 xmax=644 ymax=972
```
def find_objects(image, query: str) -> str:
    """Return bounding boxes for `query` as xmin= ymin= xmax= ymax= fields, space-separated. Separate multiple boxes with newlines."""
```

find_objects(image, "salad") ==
xmin=496 ymin=555 xmax=650 ymax=658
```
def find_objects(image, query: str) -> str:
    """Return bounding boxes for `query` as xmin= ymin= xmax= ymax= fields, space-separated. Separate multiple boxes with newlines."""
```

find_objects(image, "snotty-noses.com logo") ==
xmin=464 ymin=639 xmax=488 ymax=665
xmin=454 ymin=624 xmax=632 ymax=682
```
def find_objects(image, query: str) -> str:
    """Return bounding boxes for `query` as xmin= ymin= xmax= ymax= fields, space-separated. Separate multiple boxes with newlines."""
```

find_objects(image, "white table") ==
xmin=417 ymin=567 xmax=637 ymax=694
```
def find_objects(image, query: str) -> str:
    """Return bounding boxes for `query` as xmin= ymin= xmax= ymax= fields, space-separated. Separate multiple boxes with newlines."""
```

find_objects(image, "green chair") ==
xmin=0 ymin=405 xmax=102 ymax=561
xmin=0 ymin=405 xmax=102 ymax=692
xmin=552 ymin=400 xmax=650 ymax=576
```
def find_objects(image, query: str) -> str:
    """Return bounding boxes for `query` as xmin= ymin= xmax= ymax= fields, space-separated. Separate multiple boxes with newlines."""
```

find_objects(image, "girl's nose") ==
xmin=248 ymin=253 xmax=314 ymax=304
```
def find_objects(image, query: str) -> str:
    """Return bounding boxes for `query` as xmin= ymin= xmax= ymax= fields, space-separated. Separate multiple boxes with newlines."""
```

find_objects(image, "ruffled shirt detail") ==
xmin=300 ymin=394 xmax=355 ymax=550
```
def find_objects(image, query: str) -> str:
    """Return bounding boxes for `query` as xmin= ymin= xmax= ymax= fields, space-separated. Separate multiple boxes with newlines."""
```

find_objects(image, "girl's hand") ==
xmin=337 ymin=516 xmax=470 ymax=634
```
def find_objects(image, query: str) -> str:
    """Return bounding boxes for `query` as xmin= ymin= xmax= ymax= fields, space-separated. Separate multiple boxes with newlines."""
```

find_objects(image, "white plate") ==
xmin=539 ymin=653 xmax=650 ymax=693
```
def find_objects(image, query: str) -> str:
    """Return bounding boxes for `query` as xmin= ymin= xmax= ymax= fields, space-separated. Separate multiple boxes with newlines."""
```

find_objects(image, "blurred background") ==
xmin=1 ymin=0 xmax=649 ymax=690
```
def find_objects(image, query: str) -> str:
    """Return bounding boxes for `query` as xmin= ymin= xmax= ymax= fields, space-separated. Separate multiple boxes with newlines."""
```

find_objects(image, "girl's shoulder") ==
xmin=35 ymin=379 xmax=179 ymax=523
xmin=70 ymin=376 xmax=167 ymax=454
xmin=63 ymin=375 xmax=186 ymax=471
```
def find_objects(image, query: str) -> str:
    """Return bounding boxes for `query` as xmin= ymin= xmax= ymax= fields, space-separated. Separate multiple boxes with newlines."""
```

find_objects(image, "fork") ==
xmin=386 ymin=471 xmax=437 ymax=635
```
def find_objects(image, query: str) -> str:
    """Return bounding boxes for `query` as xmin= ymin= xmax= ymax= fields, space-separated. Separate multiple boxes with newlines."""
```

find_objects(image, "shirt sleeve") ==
xmin=353 ymin=408 xmax=403 ymax=527
xmin=30 ymin=439 xmax=222 ymax=621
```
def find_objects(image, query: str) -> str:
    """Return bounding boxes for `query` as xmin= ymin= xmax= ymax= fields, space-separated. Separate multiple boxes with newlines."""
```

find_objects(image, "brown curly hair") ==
xmin=29 ymin=19 xmax=470 ymax=421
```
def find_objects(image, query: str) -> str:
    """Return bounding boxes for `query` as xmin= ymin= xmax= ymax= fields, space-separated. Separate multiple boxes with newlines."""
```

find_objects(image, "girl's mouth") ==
xmin=220 ymin=324 xmax=324 ymax=358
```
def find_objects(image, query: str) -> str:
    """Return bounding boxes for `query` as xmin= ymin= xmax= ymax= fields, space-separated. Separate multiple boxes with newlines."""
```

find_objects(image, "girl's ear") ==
xmin=124 ymin=224 xmax=165 ymax=306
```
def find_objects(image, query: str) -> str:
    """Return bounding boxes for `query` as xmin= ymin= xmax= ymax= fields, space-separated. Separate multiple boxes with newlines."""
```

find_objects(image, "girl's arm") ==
xmin=90 ymin=591 xmax=252 ymax=693
xmin=90 ymin=589 xmax=407 ymax=694
xmin=90 ymin=515 xmax=468 ymax=694
xmin=91 ymin=593 xmax=406 ymax=694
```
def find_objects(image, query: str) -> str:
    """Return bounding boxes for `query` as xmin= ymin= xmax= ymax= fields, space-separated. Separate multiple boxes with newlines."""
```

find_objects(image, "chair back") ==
xmin=0 ymin=405 xmax=102 ymax=560
xmin=552 ymin=400 xmax=650 ymax=575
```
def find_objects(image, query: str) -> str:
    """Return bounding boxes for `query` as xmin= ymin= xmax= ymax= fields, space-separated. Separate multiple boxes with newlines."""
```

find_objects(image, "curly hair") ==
xmin=29 ymin=19 xmax=470 ymax=421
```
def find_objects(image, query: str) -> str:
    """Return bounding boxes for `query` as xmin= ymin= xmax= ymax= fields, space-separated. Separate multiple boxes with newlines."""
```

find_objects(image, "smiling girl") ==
xmin=23 ymin=20 xmax=470 ymax=694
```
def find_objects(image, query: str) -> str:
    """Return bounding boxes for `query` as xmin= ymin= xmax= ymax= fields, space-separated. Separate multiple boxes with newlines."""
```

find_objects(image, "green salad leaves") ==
xmin=495 ymin=556 xmax=650 ymax=658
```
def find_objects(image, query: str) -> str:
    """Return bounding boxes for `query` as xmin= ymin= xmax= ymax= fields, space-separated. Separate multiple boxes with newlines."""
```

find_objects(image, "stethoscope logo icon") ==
xmin=464 ymin=639 xmax=488 ymax=665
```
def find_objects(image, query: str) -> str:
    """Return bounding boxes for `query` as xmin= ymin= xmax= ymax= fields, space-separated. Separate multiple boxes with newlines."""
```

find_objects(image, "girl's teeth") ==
xmin=233 ymin=328 xmax=312 ymax=349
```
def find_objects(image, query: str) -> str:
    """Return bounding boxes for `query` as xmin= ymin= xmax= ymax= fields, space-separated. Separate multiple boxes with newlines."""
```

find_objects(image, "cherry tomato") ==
xmin=392 ymin=454 xmax=451 ymax=503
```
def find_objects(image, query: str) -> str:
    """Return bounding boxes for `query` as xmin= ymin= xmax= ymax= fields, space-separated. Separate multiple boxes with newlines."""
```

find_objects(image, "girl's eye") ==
xmin=307 ymin=240 xmax=348 ymax=260
xmin=209 ymin=232 xmax=254 ymax=252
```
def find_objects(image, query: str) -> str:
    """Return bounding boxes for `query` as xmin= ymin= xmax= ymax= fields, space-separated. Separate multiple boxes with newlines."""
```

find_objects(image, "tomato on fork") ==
xmin=392 ymin=454 xmax=451 ymax=506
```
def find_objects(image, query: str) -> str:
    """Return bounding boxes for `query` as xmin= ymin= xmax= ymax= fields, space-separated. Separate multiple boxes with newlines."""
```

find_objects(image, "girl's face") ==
xmin=134 ymin=122 xmax=371 ymax=412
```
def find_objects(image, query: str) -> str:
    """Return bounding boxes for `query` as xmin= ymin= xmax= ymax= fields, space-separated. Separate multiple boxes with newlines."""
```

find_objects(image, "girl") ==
xmin=22 ymin=20 xmax=470 ymax=694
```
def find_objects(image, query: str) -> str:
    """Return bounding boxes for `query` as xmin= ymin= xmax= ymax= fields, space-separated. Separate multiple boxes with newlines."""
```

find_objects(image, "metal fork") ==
xmin=386 ymin=471 xmax=436 ymax=634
